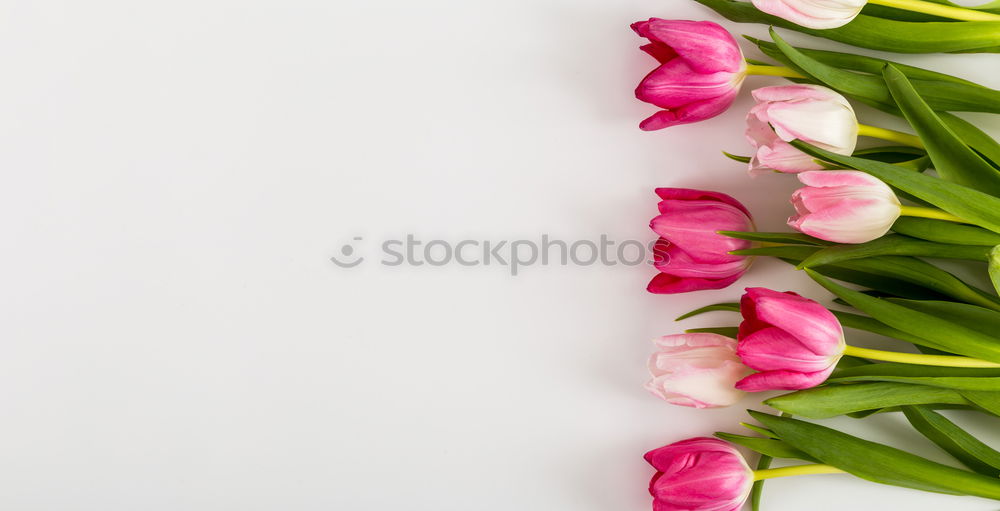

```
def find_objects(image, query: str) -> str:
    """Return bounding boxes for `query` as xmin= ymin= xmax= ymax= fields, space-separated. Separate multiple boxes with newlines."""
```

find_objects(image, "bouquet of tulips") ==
xmin=630 ymin=6 xmax=1000 ymax=511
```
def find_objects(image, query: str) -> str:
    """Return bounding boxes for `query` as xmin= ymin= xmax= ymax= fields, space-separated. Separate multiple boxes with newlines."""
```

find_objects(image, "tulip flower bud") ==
xmin=632 ymin=19 xmax=747 ymax=130
xmin=746 ymin=84 xmax=858 ymax=174
xmin=751 ymin=0 xmax=868 ymax=29
xmin=736 ymin=287 xmax=845 ymax=391
xmin=788 ymin=170 xmax=901 ymax=244
xmin=645 ymin=333 xmax=752 ymax=408
xmin=645 ymin=438 xmax=754 ymax=511
xmin=649 ymin=188 xmax=754 ymax=294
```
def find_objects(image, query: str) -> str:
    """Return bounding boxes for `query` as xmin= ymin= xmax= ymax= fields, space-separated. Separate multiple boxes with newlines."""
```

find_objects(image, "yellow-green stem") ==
xmin=868 ymin=0 xmax=1000 ymax=21
xmin=898 ymin=205 xmax=969 ymax=224
xmin=844 ymin=345 xmax=1000 ymax=368
xmin=753 ymin=464 xmax=844 ymax=481
xmin=857 ymin=124 xmax=924 ymax=148
xmin=744 ymin=64 xmax=806 ymax=79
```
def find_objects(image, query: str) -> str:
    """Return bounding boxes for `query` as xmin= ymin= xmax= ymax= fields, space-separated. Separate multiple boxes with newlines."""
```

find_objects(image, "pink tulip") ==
xmin=632 ymin=19 xmax=747 ymax=131
xmin=788 ymin=170 xmax=901 ymax=244
xmin=746 ymin=84 xmax=858 ymax=174
xmin=751 ymin=0 xmax=868 ymax=29
xmin=736 ymin=287 xmax=845 ymax=391
xmin=645 ymin=437 xmax=754 ymax=511
xmin=649 ymin=188 xmax=754 ymax=294
xmin=645 ymin=333 xmax=751 ymax=408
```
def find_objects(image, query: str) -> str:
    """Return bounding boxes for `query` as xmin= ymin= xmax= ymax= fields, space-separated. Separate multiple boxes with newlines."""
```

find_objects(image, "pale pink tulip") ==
xmin=746 ymin=84 xmax=858 ymax=174
xmin=632 ymin=19 xmax=747 ymax=130
xmin=789 ymin=170 xmax=901 ymax=243
xmin=645 ymin=333 xmax=751 ymax=408
xmin=649 ymin=188 xmax=754 ymax=294
xmin=752 ymin=0 xmax=868 ymax=29
xmin=645 ymin=437 xmax=754 ymax=511
xmin=736 ymin=287 xmax=845 ymax=391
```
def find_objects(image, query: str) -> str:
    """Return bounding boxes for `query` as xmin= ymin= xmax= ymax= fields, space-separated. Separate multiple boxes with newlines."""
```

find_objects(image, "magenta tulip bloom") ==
xmin=736 ymin=288 xmax=845 ymax=391
xmin=746 ymin=84 xmax=858 ymax=174
xmin=789 ymin=170 xmax=901 ymax=244
xmin=751 ymin=0 xmax=867 ymax=29
xmin=645 ymin=333 xmax=751 ymax=408
xmin=645 ymin=437 xmax=754 ymax=511
xmin=632 ymin=19 xmax=747 ymax=131
xmin=649 ymin=188 xmax=754 ymax=294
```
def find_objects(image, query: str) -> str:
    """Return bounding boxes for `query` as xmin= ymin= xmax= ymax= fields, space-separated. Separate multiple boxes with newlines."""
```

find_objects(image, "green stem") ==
xmin=745 ymin=64 xmax=806 ymax=79
xmin=857 ymin=124 xmax=924 ymax=148
xmin=898 ymin=205 xmax=969 ymax=224
xmin=844 ymin=345 xmax=1000 ymax=368
xmin=868 ymin=0 xmax=1000 ymax=21
xmin=753 ymin=464 xmax=844 ymax=481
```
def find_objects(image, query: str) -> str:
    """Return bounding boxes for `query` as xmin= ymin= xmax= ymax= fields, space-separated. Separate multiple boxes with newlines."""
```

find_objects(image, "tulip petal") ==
xmin=639 ymin=91 xmax=739 ymax=130
xmin=797 ymin=169 xmax=888 ymax=188
xmin=765 ymin=99 xmax=858 ymax=151
xmin=635 ymin=19 xmax=744 ymax=74
xmin=750 ymin=84 xmax=850 ymax=106
xmin=737 ymin=326 xmax=838 ymax=372
xmin=639 ymin=42 xmax=677 ymax=65
xmin=647 ymin=271 xmax=745 ymax=294
xmin=750 ymin=0 xmax=865 ymax=30
xmin=751 ymin=139 xmax=825 ymax=174
xmin=654 ymin=188 xmax=752 ymax=218
xmin=735 ymin=368 xmax=834 ymax=391
xmin=636 ymin=59 xmax=739 ymax=109
xmin=749 ymin=288 xmax=844 ymax=354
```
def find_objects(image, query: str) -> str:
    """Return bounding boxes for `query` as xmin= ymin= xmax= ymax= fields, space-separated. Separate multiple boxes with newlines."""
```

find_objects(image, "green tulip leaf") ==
xmin=827 ymin=375 xmax=1000 ymax=392
xmin=940 ymin=113 xmax=1000 ymax=169
xmin=717 ymin=231 xmax=828 ymax=245
xmin=892 ymin=217 xmax=1000 ymax=246
xmin=989 ymin=246 xmax=1000 ymax=298
xmin=764 ymin=382 xmax=970 ymax=418
xmin=806 ymin=270 xmax=1000 ymax=362
xmin=746 ymin=36 xmax=981 ymax=86
xmin=750 ymin=453 xmax=771 ymax=511
xmin=722 ymin=151 xmax=752 ymax=164
xmin=962 ymin=391 xmax=1000 ymax=416
xmin=903 ymin=406 xmax=1000 ymax=477
xmin=684 ymin=326 xmax=740 ymax=337
xmin=883 ymin=64 xmax=1000 ymax=195
xmin=833 ymin=363 xmax=1000 ymax=379
xmin=749 ymin=411 xmax=1000 ymax=499
xmin=797 ymin=235 xmax=990 ymax=269
xmin=715 ymin=432 xmax=817 ymax=462
xmin=884 ymin=299 xmax=1000 ymax=338
xmin=766 ymin=30 xmax=1000 ymax=114
xmin=674 ymin=302 xmax=739 ymax=321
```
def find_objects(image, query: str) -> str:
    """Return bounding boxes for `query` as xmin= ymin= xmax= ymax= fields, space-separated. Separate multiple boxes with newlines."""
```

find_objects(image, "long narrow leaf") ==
xmin=827 ymin=375 xmax=1000 ymax=392
xmin=805 ymin=270 xmax=1000 ymax=362
xmin=766 ymin=30 xmax=1000 ymax=114
xmin=903 ymin=406 xmax=1000 ymax=477
xmin=798 ymin=235 xmax=990 ymax=269
xmin=883 ymin=64 xmax=1000 ymax=195
xmin=714 ymin=432 xmax=816 ymax=461
xmin=892 ymin=217 xmax=1000 ymax=246
xmin=764 ymin=382 xmax=970 ymax=418
xmin=833 ymin=363 xmax=1000 ymax=379
xmin=675 ymin=303 xmax=739 ymax=321
xmin=746 ymin=36 xmax=981 ymax=86
xmin=749 ymin=411 xmax=1000 ymax=499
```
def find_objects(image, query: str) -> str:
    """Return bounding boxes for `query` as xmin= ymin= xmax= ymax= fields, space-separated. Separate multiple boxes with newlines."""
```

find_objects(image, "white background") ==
xmin=2 ymin=1 xmax=1000 ymax=509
